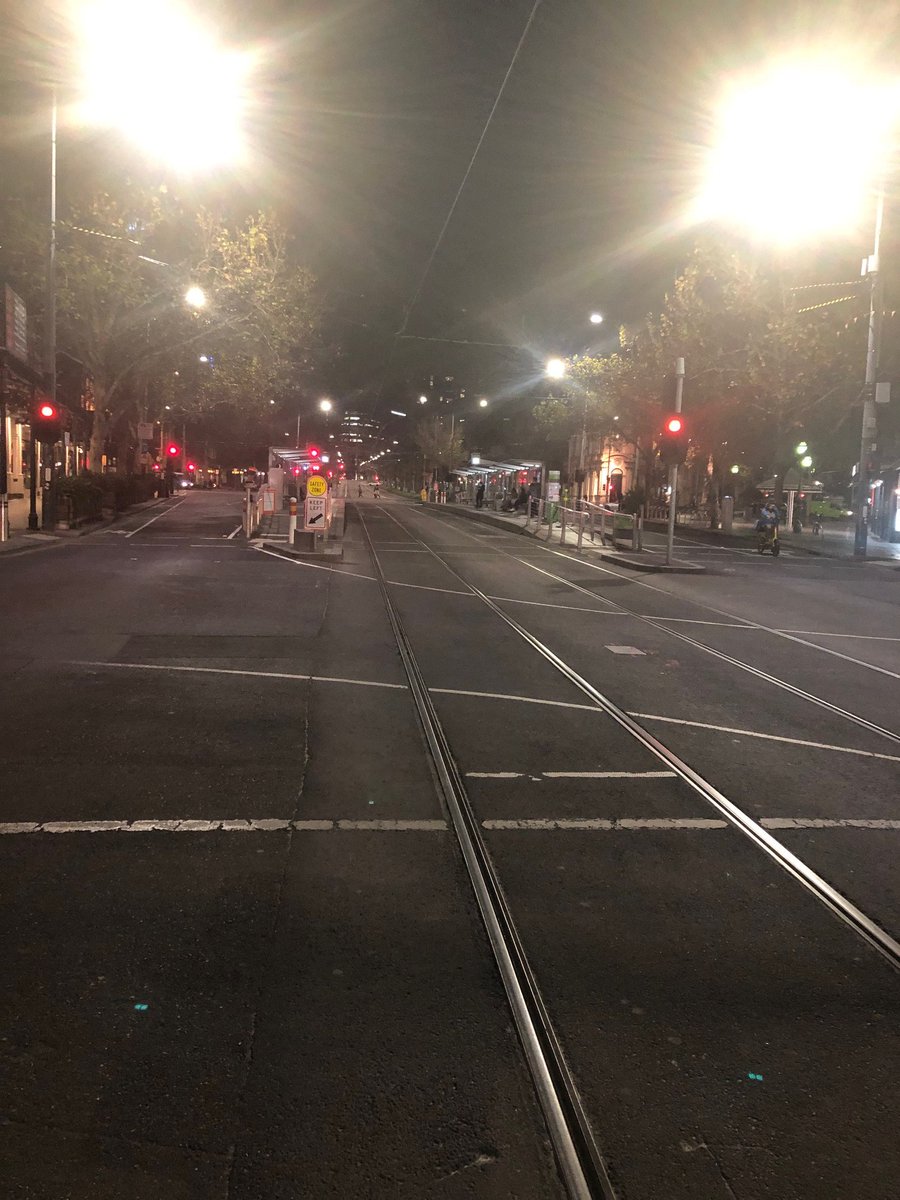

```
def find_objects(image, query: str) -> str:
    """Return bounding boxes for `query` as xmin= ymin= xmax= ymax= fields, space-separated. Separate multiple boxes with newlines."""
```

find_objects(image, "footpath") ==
xmin=402 ymin=499 xmax=900 ymax=571
xmin=0 ymin=495 xmax=176 ymax=559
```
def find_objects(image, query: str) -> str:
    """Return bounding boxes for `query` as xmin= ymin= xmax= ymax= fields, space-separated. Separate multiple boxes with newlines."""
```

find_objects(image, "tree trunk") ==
xmin=88 ymin=407 xmax=110 ymax=474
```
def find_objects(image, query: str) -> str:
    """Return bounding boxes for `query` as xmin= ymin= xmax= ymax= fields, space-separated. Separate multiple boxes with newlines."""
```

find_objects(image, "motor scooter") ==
xmin=756 ymin=525 xmax=780 ymax=556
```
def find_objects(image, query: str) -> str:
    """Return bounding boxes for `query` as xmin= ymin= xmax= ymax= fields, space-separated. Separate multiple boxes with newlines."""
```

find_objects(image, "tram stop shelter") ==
xmin=454 ymin=457 xmax=544 ymax=509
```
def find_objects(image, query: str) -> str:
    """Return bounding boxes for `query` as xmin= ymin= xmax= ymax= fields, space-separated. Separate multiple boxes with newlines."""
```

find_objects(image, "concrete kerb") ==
xmin=417 ymin=502 xmax=705 ymax=573
xmin=642 ymin=517 xmax=900 ymax=563
xmin=0 ymin=494 xmax=180 ymax=556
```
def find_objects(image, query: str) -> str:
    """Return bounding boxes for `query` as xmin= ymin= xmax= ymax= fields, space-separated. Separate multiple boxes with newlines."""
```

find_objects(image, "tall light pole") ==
xmin=665 ymin=358 xmax=685 ymax=566
xmin=856 ymin=185 xmax=885 ymax=555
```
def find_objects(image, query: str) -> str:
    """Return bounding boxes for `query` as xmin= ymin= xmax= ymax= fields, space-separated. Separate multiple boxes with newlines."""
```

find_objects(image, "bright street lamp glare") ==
xmin=185 ymin=286 xmax=207 ymax=309
xmin=697 ymin=61 xmax=900 ymax=242
xmin=319 ymin=399 xmax=333 ymax=413
xmin=479 ymin=398 xmax=489 ymax=407
xmin=74 ymin=0 xmax=253 ymax=171
xmin=589 ymin=312 xmax=603 ymax=325
xmin=546 ymin=358 xmax=566 ymax=379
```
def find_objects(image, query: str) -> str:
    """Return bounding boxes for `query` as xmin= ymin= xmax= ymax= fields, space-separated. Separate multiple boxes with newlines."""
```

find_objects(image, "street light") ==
xmin=319 ymin=399 xmax=333 ymax=414
xmin=478 ymin=398 xmax=489 ymax=408
xmin=73 ymin=0 xmax=254 ymax=172
xmin=697 ymin=61 xmax=897 ymax=242
xmin=589 ymin=312 xmax=604 ymax=325
xmin=419 ymin=395 xmax=428 ymax=404
xmin=698 ymin=60 xmax=900 ymax=556
xmin=185 ymin=286 xmax=207 ymax=309
xmin=546 ymin=357 xmax=566 ymax=379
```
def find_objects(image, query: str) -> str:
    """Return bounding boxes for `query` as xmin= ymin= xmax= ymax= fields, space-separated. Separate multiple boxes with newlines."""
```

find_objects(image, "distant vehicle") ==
xmin=172 ymin=473 xmax=194 ymax=490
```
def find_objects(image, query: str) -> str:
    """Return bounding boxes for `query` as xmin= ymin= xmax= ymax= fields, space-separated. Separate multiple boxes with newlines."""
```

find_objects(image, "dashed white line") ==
xmin=3 ymin=816 xmax=897 ymax=836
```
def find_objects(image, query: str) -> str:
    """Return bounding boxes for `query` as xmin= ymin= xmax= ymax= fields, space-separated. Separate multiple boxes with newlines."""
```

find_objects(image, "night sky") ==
xmin=4 ymin=0 xmax=900 ymax=412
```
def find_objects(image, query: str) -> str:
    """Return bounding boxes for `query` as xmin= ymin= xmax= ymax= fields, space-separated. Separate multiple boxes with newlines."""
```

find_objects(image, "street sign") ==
xmin=307 ymin=474 xmax=327 ymax=497
xmin=304 ymin=494 xmax=327 ymax=530
xmin=137 ymin=422 xmax=155 ymax=442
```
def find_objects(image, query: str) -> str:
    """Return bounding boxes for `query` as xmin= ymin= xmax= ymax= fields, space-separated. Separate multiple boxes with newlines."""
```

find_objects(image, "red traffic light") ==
xmin=39 ymin=402 xmax=57 ymax=420
xmin=665 ymin=416 xmax=683 ymax=434
xmin=186 ymin=462 xmax=196 ymax=472
xmin=166 ymin=443 xmax=179 ymax=457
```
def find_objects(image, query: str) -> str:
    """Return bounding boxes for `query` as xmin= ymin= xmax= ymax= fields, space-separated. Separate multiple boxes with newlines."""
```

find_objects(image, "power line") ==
xmin=374 ymin=0 xmax=543 ymax=406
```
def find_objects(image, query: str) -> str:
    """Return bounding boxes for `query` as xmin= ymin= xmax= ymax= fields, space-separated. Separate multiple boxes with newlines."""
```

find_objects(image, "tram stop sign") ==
xmin=307 ymin=474 xmax=327 ymax=497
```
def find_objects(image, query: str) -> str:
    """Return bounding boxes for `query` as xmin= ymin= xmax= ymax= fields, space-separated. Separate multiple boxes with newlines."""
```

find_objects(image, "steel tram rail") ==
xmin=369 ymin=502 xmax=900 ymax=972
xmin=356 ymin=508 xmax=618 ymax=1200
xmin=413 ymin=505 xmax=900 ymax=747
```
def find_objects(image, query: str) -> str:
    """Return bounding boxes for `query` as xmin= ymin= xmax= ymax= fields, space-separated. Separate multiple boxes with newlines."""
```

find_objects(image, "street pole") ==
xmin=0 ymin=370 xmax=8 ymax=542
xmin=855 ymin=185 xmax=885 ymax=557
xmin=296 ymin=412 xmax=301 ymax=448
xmin=42 ymin=93 xmax=58 ymax=529
xmin=665 ymin=357 xmax=685 ymax=566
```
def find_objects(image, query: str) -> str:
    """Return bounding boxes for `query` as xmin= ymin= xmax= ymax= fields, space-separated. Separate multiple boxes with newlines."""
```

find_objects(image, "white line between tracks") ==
xmin=4 ymin=817 xmax=898 ymax=835
xmin=64 ymin=662 xmax=900 ymax=763
xmin=71 ymin=661 xmax=407 ymax=690
xmin=124 ymin=498 xmax=188 ymax=537
xmin=630 ymin=713 xmax=900 ymax=763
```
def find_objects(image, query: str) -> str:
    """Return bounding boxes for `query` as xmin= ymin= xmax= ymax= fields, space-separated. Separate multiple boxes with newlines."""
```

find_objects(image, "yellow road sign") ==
xmin=307 ymin=474 xmax=327 ymax=497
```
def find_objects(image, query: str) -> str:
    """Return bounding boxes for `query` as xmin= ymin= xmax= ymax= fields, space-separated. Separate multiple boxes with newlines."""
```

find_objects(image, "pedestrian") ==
xmin=475 ymin=480 xmax=485 ymax=509
xmin=514 ymin=484 xmax=528 ymax=512
xmin=419 ymin=486 xmax=428 ymax=504
xmin=358 ymin=484 xmax=363 ymax=498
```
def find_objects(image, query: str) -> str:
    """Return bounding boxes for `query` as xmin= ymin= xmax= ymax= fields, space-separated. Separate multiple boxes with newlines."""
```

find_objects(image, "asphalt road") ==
xmin=1 ymin=489 xmax=898 ymax=1198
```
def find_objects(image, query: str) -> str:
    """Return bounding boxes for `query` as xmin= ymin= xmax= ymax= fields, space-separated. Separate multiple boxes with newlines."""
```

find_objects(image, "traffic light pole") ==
xmin=665 ymin=357 xmax=685 ymax=566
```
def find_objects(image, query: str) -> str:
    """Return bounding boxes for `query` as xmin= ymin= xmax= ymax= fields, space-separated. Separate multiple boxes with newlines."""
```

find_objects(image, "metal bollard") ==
xmin=288 ymin=495 xmax=298 ymax=542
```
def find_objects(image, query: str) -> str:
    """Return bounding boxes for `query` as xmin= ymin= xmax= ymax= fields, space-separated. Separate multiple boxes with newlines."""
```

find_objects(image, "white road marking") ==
xmin=482 ymin=818 xmax=731 ymax=830
xmin=64 ymin=661 xmax=900 ymax=764
xmin=431 ymin=687 xmax=598 ymax=712
xmin=543 ymin=770 xmax=675 ymax=779
xmin=124 ymin=498 xmax=188 ymax=537
xmin=605 ymin=645 xmax=646 ymax=655
xmin=254 ymin=546 xmax=377 ymax=581
xmin=468 ymin=770 xmax=675 ymax=780
xmin=761 ymin=818 xmax=900 ymax=829
xmin=226 ymin=525 xmax=243 ymax=539
xmin=336 ymin=819 xmax=447 ymax=831
xmin=71 ymin=660 xmax=407 ymax=691
xmin=777 ymin=629 xmax=900 ymax=643
xmin=629 ymin=712 xmax=900 ymax=764
xmin=388 ymin=579 xmax=474 ymax=595
xmin=4 ymin=816 xmax=897 ymax=836
xmin=0 ymin=818 xmax=445 ymax=835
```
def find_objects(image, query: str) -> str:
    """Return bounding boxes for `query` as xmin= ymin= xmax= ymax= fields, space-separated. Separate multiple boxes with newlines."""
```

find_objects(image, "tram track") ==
xmin=356 ymin=499 xmax=900 ymax=1198
xmin=366 ymin=501 xmax=900 ymax=972
xmin=409 ymin=505 xmax=900 ymax=747
xmin=357 ymin=508 xmax=617 ymax=1200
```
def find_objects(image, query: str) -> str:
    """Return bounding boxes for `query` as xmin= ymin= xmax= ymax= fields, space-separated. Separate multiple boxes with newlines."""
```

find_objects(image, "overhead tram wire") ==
xmin=373 ymin=0 xmax=544 ymax=405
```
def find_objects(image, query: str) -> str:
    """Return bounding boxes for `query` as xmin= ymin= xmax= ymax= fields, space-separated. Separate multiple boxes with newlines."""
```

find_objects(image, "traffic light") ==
xmin=186 ymin=461 xmax=196 ymax=472
xmin=33 ymin=400 xmax=62 ymax=443
xmin=659 ymin=414 xmax=689 ymax=466
xmin=166 ymin=443 xmax=180 ymax=458
xmin=308 ymin=446 xmax=319 ymax=459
